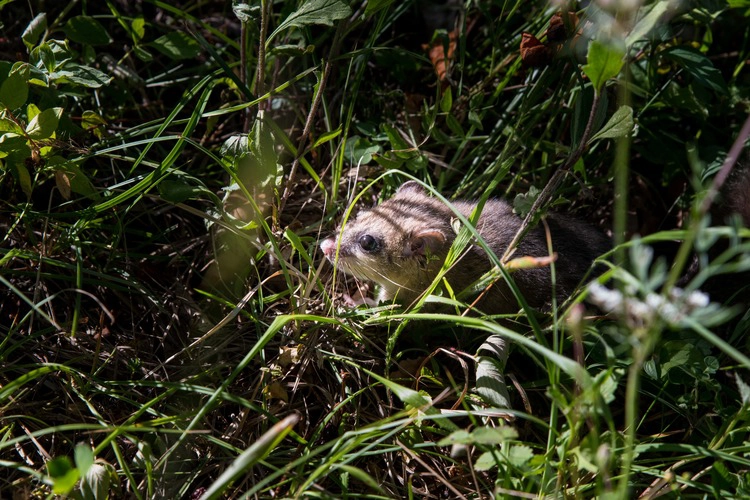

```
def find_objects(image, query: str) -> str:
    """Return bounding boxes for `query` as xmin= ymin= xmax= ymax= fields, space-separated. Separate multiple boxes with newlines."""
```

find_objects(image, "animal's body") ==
xmin=320 ymin=182 xmax=610 ymax=314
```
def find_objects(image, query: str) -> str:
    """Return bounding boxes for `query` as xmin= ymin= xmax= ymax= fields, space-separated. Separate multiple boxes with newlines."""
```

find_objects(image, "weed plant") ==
xmin=1 ymin=0 xmax=749 ymax=498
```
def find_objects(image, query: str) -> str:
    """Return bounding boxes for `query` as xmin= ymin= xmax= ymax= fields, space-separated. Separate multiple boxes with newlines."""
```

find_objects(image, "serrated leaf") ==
xmin=508 ymin=444 xmax=534 ymax=467
xmin=588 ymin=105 xmax=633 ymax=143
xmin=582 ymin=40 xmax=625 ymax=92
xmin=268 ymin=0 xmax=352 ymax=44
xmin=64 ymin=16 xmax=112 ymax=45
xmin=22 ymin=13 xmax=47 ymax=50
xmin=437 ymin=430 xmax=473 ymax=446
xmin=474 ymin=451 xmax=497 ymax=471
xmin=150 ymin=32 xmax=201 ymax=60
xmin=471 ymin=426 xmax=518 ymax=445
xmin=0 ymin=64 xmax=29 ymax=110
xmin=26 ymin=107 xmax=62 ymax=139
xmin=663 ymin=46 xmax=727 ymax=94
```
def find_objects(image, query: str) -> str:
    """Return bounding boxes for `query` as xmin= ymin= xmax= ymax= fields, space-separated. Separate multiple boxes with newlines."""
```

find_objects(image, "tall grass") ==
xmin=1 ymin=0 xmax=749 ymax=498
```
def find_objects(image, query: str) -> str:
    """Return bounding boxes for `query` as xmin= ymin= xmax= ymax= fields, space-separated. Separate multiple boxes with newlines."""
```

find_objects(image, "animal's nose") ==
xmin=320 ymin=237 xmax=336 ymax=258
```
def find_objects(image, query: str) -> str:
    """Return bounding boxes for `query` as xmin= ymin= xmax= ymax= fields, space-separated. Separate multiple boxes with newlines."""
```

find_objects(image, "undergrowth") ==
xmin=1 ymin=0 xmax=749 ymax=498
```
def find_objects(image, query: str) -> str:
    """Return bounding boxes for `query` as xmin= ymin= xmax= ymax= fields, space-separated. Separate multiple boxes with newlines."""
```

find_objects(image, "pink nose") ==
xmin=320 ymin=238 xmax=337 ymax=259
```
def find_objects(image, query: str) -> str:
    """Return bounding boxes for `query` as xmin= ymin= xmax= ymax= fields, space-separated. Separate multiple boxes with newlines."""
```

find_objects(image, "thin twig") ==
xmin=501 ymin=90 xmax=602 ymax=263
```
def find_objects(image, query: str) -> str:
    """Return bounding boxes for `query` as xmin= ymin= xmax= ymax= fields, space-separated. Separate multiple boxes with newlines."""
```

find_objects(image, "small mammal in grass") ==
xmin=320 ymin=181 xmax=611 ymax=314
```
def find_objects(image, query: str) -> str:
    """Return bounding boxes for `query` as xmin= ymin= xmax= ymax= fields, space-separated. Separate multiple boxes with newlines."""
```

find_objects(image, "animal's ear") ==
xmin=405 ymin=230 xmax=446 ymax=257
xmin=396 ymin=180 xmax=427 ymax=197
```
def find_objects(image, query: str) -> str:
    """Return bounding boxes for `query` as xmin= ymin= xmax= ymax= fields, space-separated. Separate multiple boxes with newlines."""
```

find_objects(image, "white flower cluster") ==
xmin=588 ymin=282 xmax=711 ymax=328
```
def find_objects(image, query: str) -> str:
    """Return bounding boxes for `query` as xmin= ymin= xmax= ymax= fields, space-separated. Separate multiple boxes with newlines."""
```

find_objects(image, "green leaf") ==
xmin=625 ymin=2 xmax=672 ymax=48
xmin=0 ymin=133 xmax=28 ymax=158
xmin=51 ymin=65 xmax=111 ymax=88
xmin=22 ymin=12 xmax=47 ymax=50
xmin=588 ymin=105 xmax=634 ymax=143
xmin=582 ymin=40 xmax=625 ymax=93
xmin=64 ymin=16 xmax=112 ymax=45
xmin=474 ymin=335 xmax=511 ymax=408
xmin=80 ymin=463 xmax=111 ymax=500
xmin=26 ymin=107 xmax=63 ymax=139
xmin=158 ymin=178 xmax=208 ymax=203
xmin=199 ymin=414 xmax=299 ymax=500
xmin=0 ymin=63 xmax=30 ymax=110
xmin=131 ymin=16 xmax=146 ymax=41
xmin=268 ymin=0 xmax=352 ymax=44
xmin=74 ymin=443 xmax=94 ymax=475
xmin=0 ymin=118 xmax=24 ymax=135
xmin=233 ymin=1 xmax=260 ymax=23
xmin=344 ymin=135 xmax=380 ymax=165
xmin=440 ymin=86 xmax=452 ymax=113
xmin=335 ymin=465 xmax=386 ymax=495
xmin=474 ymin=451 xmax=497 ymax=472
xmin=365 ymin=0 xmax=395 ymax=16
xmin=46 ymin=456 xmax=80 ymax=495
xmin=663 ymin=46 xmax=727 ymax=94
xmin=312 ymin=126 xmax=342 ymax=148
xmin=9 ymin=157 xmax=33 ymax=198
xmin=150 ymin=32 xmax=201 ymax=60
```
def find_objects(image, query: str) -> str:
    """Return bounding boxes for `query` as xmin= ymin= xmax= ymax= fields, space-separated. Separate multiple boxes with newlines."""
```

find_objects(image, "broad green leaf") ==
xmin=158 ymin=178 xmax=208 ymax=203
xmin=0 ymin=133 xmax=27 ymax=158
xmin=0 ymin=118 xmax=24 ymax=134
xmin=663 ymin=46 xmax=727 ymax=94
xmin=46 ymin=456 xmax=80 ymax=494
xmin=508 ymin=444 xmax=534 ymax=467
xmin=27 ymin=102 xmax=40 ymax=121
xmin=81 ymin=110 xmax=107 ymax=130
xmin=344 ymin=135 xmax=380 ymax=165
xmin=150 ymin=32 xmax=201 ymax=60
xmin=48 ymin=157 xmax=100 ymax=200
xmin=51 ymin=66 xmax=111 ymax=88
xmin=26 ymin=107 xmax=63 ymax=139
xmin=268 ymin=0 xmax=352 ymax=44
xmin=0 ymin=64 xmax=29 ymax=110
xmin=475 ymin=335 xmax=511 ymax=408
xmin=474 ymin=451 xmax=497 ymax=471
xmin=80 ymin=463 xmax=111 ymax=500
xmin=625 ymin=1 xmax=672 ymax=48
xmin=588 ymin=105 xmax=633 ymax=143
xmin=131 ymin=16 xmax=146 ymax=40
xmin=22 ymin=12 xmax=47 ymax=50
xmin=64 ymin=16 xmax=112 ymax=45
xmin=30 ymin=42 xmax=57 ymax=73
xmin=582 ymin=40 xmax=625 ymax=93
xmin=74 ymin=444 xmax=94 ymax=475
xmin=470 ymin=426 xmax=518 ymax=445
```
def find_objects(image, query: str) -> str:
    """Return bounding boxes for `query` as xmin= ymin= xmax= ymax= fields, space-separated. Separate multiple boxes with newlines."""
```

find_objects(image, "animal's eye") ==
xmin=358 ymin=234 xmax=380 ymax=253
